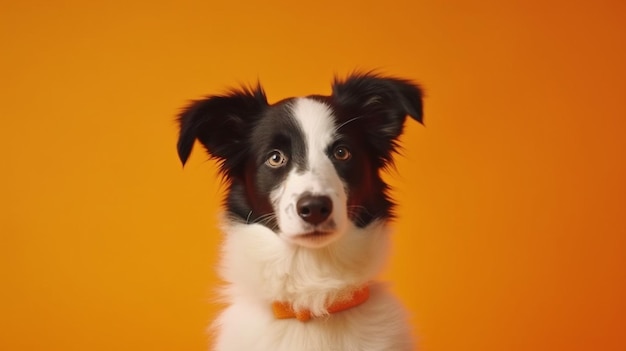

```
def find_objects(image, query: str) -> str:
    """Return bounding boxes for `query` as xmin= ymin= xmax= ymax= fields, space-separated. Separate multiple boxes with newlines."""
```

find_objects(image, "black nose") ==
xmin=296 ymin=195 xmax=333 ymax=225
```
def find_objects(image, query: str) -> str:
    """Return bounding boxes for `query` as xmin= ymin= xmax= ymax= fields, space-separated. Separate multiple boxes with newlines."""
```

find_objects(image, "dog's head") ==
xmin=177 ymin=73 xmax=423 ymax=248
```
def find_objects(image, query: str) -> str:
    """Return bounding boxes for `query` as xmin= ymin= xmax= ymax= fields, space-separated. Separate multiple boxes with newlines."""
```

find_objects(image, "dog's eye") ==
xmin=266 ymin=150 xmax=288 ymax=168
xmin=332 ymin=145 xmax=351 ymax=161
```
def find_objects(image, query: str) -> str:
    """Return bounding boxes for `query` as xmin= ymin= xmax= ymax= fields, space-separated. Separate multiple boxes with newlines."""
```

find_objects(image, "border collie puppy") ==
xmin=177 ymin=72 xmax=423 ymax=351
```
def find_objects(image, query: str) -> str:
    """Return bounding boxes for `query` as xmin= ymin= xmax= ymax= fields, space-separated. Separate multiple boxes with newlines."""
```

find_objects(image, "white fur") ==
xmin=213 ymin=219 xmax=414 ymax=351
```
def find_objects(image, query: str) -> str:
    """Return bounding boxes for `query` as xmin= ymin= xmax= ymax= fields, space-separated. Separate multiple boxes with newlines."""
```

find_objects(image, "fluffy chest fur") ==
xmin=176 ymin=73 xmax=423 ymax=350
xmin=214 ymin=221 xmax=414 ymax=351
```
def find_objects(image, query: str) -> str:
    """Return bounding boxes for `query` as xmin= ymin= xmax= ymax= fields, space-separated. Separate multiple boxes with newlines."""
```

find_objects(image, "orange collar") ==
xmin=271 ymin=286 xmax=370 ymax=322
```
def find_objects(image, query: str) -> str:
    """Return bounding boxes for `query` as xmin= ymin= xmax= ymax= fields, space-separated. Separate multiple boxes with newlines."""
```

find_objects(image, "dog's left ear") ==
xmin=331 ymin=73 xmax=424 ymax=141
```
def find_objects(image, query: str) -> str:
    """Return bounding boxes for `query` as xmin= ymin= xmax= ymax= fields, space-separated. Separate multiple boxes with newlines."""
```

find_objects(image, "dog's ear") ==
xmin=177 ymin=85 xmax=268 ymax=170
xmin=332 ymin=72 xmax=423 ymax=137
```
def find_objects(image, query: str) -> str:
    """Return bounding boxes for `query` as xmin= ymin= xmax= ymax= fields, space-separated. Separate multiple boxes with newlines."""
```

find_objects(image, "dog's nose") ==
xmin=296 ymin=195 xmax=333 ymax=225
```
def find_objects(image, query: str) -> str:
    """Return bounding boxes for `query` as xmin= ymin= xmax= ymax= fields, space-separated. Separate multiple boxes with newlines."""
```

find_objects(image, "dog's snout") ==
xmin=296 ymin=195 xmax=332 ymax=225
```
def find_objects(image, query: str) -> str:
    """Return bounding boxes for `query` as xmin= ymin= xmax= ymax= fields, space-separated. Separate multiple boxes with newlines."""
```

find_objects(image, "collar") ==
xmin=271 ymin=286 xmax=370 ymax=322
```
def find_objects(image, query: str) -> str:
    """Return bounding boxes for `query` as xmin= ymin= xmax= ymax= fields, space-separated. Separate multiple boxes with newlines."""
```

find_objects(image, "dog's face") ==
xmin=177 ymin=73 xmax=423 ymax=248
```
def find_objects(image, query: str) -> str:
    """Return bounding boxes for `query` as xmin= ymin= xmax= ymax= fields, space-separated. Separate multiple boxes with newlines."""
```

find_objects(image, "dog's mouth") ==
xmin=299 ymin=230 xmax=333 ymax=238
xmin=288 ymin=229 xmax=338 ymax=248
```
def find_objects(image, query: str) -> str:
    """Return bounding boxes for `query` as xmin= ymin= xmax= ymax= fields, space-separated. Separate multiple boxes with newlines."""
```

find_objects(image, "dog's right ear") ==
xmin=177 ymin=86 xmax=268 ymax=169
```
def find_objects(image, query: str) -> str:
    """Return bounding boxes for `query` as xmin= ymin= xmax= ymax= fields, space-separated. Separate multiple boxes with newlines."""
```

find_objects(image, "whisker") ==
xmin=347 ymin=205 xmax=372 ymax=227
xmin=251 ymin=212 xmax=278 ymax=228
xmin=334 ymin=115 xmax=365 ymax=133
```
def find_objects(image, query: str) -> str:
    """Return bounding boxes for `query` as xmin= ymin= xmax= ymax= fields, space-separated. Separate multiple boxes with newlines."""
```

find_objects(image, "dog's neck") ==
xmin=218 ymin=219 xmax=391 ymax=317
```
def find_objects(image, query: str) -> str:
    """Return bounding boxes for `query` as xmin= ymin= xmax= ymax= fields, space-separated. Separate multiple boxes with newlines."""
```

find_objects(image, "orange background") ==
xmin=1 ymin=0 xmax=625 ymax=350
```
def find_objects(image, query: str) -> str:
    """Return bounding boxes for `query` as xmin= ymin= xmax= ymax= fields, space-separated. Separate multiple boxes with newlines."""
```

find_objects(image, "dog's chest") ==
xmin=212 ymin=284 xmax=414 ymax=351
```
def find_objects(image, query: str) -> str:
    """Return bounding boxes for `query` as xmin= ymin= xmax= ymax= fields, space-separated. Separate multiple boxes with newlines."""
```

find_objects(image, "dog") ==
xmin=177 ymin=72 xmax=423 ymax=351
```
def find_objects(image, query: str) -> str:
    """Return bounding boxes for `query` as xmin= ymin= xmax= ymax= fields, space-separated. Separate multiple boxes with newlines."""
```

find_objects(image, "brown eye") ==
xmin=333 ymin=145 xmax=351 ymax=161
xmin=266 ymin=150 xmax=288 ymax=168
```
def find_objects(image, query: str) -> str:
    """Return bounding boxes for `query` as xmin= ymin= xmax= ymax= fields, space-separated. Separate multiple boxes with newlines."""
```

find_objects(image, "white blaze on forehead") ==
xmin=290 ymin=97 xmax=336 ymax=164
xmin=269 ymin=97 xmax=349 ymax=246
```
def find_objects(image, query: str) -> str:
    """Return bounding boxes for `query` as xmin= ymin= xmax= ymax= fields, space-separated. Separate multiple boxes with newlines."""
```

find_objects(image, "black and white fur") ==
xmin=177 ymin=73 xmax=423 ymax=351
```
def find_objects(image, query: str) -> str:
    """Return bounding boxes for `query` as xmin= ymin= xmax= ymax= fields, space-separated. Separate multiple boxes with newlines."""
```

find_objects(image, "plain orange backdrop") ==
xmin=1 ymin=0 xmax=625 ymax=350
